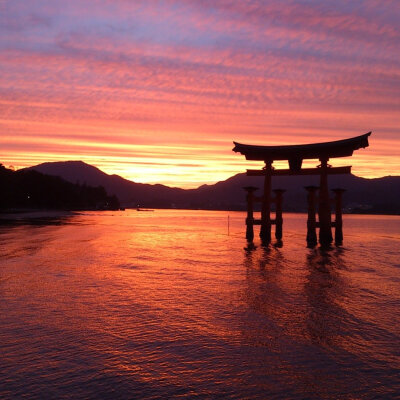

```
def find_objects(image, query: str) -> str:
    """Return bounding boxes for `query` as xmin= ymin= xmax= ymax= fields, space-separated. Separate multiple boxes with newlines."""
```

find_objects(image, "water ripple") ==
xmin=0 ymin=210 xmax=399 ymax=399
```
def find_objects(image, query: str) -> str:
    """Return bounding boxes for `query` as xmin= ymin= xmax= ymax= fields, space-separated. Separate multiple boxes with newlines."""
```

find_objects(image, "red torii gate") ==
xmin=233 ymin=132 xmax=371 ymax=247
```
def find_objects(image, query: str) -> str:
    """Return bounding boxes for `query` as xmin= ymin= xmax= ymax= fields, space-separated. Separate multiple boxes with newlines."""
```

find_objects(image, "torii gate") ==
xmin=233 ymin=132 xmax=371 ymax=247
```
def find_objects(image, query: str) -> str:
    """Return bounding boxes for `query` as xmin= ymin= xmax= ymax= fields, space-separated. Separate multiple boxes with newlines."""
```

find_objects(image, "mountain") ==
xmin=28 ymin=161 xmax=189 ymax=208
xmin=28 ymin=161 xmax=400 ymax=214
xmin=194 ymin=173 xmax=400 ymax=213
xmin=1 ymin=164 xmax=120 ymax=211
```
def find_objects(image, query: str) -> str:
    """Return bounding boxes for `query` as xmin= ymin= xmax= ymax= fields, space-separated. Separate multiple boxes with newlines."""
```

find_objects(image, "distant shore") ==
xmin=1 ymin=207 xmax=399 ymax=218
xmin=0 ymin=209 xmax=76 ymax=220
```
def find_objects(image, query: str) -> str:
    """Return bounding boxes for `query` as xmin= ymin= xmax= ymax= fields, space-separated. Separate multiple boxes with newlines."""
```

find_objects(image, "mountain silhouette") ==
xmin=1 ymin=163 xmax=119 ymax=211
xmin=28 ymin=161 xmax=400 ymax=214
xmin=28 ymin=161 xmax=188 ymax=208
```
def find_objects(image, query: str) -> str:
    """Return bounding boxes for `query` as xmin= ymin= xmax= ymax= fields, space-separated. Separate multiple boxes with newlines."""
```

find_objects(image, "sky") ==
xmin=1 ymin=0 xmax=399 ymax=188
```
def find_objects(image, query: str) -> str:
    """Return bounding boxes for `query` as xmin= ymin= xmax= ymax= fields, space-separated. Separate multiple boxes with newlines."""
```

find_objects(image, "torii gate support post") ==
xmin=260 ymin=161 xmax=272 ymax=243
xmin=332 ymin=188 xmax=345 ymax=245
xmin=273 ymin=189 xmax=285 ymax=241
xmin=318 ymin=158 xmax=333 ymax=247
xmin=244 ymin=186 xmax=257 ymax=242
xmin=305 ymin=186 xmax=319 ymax=248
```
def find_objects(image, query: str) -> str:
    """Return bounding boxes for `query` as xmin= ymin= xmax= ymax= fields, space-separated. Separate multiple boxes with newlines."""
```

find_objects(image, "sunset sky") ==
xmin=1 ymin=0 xmax=399 ymax=188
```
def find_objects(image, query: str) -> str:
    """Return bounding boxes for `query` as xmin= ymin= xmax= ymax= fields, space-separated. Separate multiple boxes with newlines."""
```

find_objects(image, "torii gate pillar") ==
xmin=318 ymin=158 xmax=333 ymax=247
xmin=260 ymin=161 xmax=272 ymax=243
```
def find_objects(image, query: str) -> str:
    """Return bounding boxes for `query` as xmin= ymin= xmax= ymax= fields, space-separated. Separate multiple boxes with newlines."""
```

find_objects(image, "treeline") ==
xmin=0 ymin=164 xmax=120 ymax=211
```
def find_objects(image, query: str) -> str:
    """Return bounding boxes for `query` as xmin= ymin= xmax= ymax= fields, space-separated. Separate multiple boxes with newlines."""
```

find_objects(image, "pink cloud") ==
xmin=0 ymin=0 xmax=399 ymax=185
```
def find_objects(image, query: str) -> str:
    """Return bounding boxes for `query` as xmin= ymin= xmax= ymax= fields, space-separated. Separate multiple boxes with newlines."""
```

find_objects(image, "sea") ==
xmin=0 ymin=210 xmax=399 ymax=399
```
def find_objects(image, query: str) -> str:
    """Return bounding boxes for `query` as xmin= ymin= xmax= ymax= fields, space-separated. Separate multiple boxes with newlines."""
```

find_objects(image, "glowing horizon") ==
xmin=1 ymin=1 xmax=399 ymax=188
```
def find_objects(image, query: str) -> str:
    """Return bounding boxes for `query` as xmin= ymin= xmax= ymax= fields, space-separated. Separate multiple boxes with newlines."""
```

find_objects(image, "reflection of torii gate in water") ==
xmin=233 ymin=132 xmax=371 ymax=247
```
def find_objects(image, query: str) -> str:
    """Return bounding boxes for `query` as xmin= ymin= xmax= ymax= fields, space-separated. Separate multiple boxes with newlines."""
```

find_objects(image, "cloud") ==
xmin=0 ymin=0 xmax=399 ymax=186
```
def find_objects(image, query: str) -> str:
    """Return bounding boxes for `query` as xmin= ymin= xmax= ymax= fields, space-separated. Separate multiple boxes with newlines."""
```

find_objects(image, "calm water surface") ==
xmin=0 ymin=210 xmax=399 ymax=399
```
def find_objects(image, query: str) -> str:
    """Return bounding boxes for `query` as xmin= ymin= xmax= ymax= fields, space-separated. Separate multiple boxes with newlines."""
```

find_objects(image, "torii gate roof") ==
xmin=233 ymin=132 xmax=371 ymax=161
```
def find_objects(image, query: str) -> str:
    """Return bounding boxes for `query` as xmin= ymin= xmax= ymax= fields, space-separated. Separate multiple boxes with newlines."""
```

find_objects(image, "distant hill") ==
xmin=29 ymin=161 xmax=188 ymax=208
xmin=1 ymin=164 xmax=120 ymax=211
xmin=194 ymin=173 xmax=400 ymax=214
xmin=28 ymin=161 xmax=400 ymax=214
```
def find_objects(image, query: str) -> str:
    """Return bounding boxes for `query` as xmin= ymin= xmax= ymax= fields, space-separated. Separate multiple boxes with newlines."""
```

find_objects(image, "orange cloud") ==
xmin=1 ymin=0 xmax=399 ymax=187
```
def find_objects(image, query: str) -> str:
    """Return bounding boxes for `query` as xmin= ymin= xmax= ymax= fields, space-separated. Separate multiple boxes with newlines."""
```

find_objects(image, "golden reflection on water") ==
xmin=0 ymin=210 xmax=399 ymax=399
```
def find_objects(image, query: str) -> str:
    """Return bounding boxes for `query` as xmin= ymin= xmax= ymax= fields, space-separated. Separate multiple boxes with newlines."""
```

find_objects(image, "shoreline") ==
xmin=1 ymin=207 xmax=399 ymax=218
